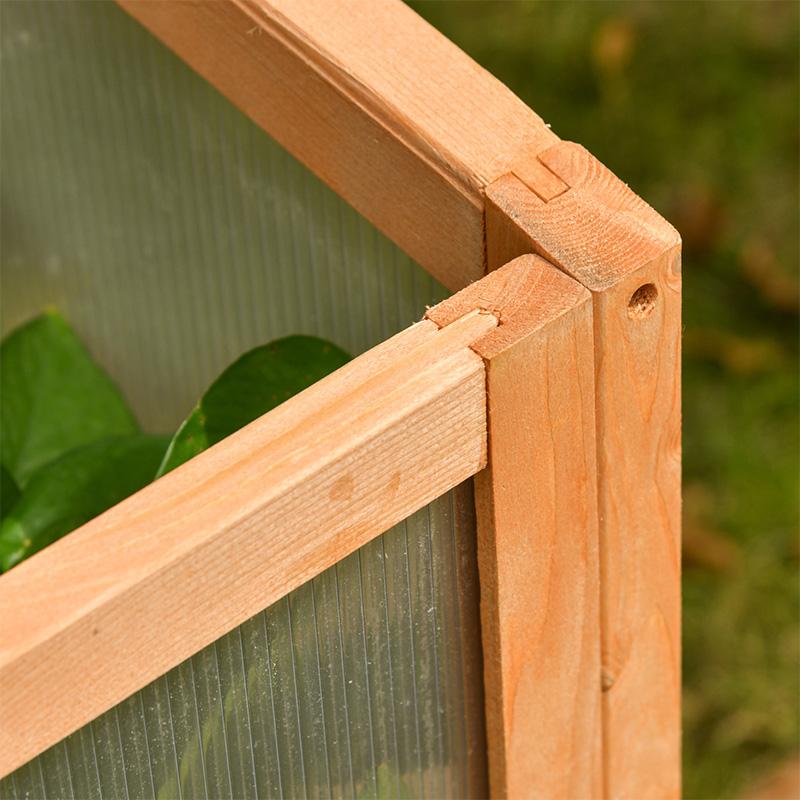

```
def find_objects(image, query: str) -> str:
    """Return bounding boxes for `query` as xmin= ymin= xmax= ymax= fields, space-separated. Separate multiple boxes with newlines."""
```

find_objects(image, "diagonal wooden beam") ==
xmin=116 ymin=0 xmax=558 ymax=291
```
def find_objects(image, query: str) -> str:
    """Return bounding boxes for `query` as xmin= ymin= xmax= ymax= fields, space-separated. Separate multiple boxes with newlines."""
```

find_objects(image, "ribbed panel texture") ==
xmin=0 ymin=0 xmax=450 ymax=433
xmin=1 ymin=2 xmax=488 ymax=798
xmin=0 ymin=482 xmax=486 ymax=800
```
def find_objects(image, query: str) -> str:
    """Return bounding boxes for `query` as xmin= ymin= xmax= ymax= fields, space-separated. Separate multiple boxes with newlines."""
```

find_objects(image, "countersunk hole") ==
xmin=628 ymin=283 xmax=658 ymax=320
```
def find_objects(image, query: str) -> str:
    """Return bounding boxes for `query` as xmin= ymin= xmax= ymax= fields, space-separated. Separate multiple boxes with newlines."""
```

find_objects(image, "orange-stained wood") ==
xmin=116 ymin=0 xmax=558 ymax=291
xmin=10 ymin=3 xmax=681 ymax=791
xmin=428 ymin=255 xmax=603 ymax=799
xmin=0 ymin=311 xmax=496 ymax=777
xmin=487 ymin=142 xmax=682 ymax=799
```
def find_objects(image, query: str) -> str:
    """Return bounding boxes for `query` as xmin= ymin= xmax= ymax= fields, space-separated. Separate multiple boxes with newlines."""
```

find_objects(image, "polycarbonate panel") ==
xmin=0 ymin=3 xmax=487 ymax=797
xmin=0 ymin=482 xmax=487 ymax=799
xmin=0 ymin=0 xmax=450 ymax=433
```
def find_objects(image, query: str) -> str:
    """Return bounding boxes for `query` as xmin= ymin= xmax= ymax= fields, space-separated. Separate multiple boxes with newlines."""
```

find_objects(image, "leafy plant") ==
xmin=1 ymin=311 xmax=138 ymax=486
xmin=157 ymin=336 xmax=350 ymax=477
xmin=1 ymin=434 xmax=169 ymax=571
xmin=1 ymin=464 xmax=20 ymax=525
xmin=0 ymin=312 xmax=350 ymax=572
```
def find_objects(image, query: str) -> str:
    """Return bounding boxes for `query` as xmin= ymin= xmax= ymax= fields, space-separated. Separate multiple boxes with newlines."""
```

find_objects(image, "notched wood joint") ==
xmin=487 ymin=141 xmax=682 ymax=290
xmin=424 ymin=254 xmax=591 ymax=359
xmin=511 ymin=156 xmax=569 ymax=203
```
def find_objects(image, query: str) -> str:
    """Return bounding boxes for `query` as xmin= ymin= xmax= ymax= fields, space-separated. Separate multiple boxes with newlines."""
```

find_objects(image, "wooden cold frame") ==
xmin=0 ymin=258 xmax=598 ymax=788
xmin=0 ymin=2 xmax=682 ymax=797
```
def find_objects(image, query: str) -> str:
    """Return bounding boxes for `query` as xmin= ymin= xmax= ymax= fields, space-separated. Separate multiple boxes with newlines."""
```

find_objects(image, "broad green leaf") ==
xmin=1 ymin=464 xmax=20 ymax=524
xmin=1 ymin=311 xmax=139 ymax=486
xmin=0 ymin=434 xmax=169 ymax=571
xmin=158 ymin=407 xmax=208 ymax=480
xmin=157 ymin=336 xmax=350 ymax=477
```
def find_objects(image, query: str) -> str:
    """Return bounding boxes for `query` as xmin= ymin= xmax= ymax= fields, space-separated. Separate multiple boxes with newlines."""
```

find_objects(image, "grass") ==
xmin=407 ymin=2 xmax=799 ymax=797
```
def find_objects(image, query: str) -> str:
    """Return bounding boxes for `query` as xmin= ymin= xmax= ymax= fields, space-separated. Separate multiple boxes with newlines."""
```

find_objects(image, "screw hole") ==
xmin=628 ymin=283 xmax=658 ymax=320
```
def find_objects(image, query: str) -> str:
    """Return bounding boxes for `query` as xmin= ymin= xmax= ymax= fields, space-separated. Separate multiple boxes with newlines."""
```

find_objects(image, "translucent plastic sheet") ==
xmin=0 ymin=0 xmax=450 ymax=432
xmin=0 ymin=481 xmax=487 ymax=799
xmin=1 ymin=3 xmax=487 ymax=795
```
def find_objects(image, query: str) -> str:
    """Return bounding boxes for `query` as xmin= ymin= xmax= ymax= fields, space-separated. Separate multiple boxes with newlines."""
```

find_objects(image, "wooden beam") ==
xmin=0 ymin=310 xmax=496 ymax=777
xmin=427 ymin=255 xmax=603 ymax=799
xmin=486 ymin=142 xmax=682 ymax=799
xmin=115 ymin=0 xmax=558 ymax=291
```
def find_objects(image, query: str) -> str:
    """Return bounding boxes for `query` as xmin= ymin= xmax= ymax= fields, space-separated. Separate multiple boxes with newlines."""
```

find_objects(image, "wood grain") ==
xmin=593 ymin=260 xmax=682 ymax=800
xmin=429 ymin=255 xmax=603 ymax=799
xmin=115 ymin=0 xmax=558 ymax=291
xmin=487 ymin=142 xmax=682 ymax=799
xmin=0 ymin=311 xmax=496 ymax=777
xmin=18 ymin=4 xmax=680 ymax=790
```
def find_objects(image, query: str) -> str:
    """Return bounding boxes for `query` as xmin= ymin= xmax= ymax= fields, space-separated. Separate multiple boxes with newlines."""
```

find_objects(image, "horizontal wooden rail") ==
xmin=0 ymin=309 xmax=496 ymax=776
xmin=116 ymin=0 xmax=558 ymax=290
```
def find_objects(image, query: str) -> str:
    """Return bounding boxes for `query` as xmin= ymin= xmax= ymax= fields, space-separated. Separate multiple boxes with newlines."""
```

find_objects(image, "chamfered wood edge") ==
xmin=114 ymin=0 xmax=560 ymax=290
xmin=485 ymin=140 xmax=681 ymax=291
xmin=485 ymin=155 xmax=682 ymax=799
xmin=0 ymin=310 xmax=497 ymax=777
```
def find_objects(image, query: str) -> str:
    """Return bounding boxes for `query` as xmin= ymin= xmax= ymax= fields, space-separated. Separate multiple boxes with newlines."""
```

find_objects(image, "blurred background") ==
xmin=407 ymin=2 xmax=799 ymax=797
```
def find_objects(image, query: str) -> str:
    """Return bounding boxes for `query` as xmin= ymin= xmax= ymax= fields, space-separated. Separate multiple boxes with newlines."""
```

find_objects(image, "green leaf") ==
xmin=158 ymin=407 xmax=209 ymax=480
xmin=1 ymin=464 xmax=20 ymax=524
xmin=157 ymin=336 xmax=350 ymax=477
xmin=0 ymin=434 xmax=169 ymax=571
xmin=1 ymin=311 xmax=139 ymax=486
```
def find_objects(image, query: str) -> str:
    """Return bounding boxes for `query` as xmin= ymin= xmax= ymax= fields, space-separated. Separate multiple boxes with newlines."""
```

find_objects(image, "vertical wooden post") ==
xmin=486 ymin=142 xmax=682 ymax=799
xmin=427 ymin=255 xmax=603 ymax=799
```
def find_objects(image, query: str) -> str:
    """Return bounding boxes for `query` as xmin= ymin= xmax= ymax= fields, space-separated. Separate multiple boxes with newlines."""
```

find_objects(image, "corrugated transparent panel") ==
xmin=0 ymin=2 xmax=488 ymax=798
xmin=0 ymin=0 xmax=450 ymax=432
xmin=0 ymin=482 xmax=487 ymax=800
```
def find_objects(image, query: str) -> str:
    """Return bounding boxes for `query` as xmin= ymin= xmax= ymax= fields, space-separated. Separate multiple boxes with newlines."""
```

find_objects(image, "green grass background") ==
xmin=407 ymin=2 xmax=799 ymax=798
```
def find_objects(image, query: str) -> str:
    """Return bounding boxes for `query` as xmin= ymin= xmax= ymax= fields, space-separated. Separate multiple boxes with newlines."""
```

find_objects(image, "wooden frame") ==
xmin=426 ymin=257 xmax=602 ymax=798
xmin=485 ymin=146 xmax=682 ymax=799
xmin=0 ymin=309 xmax=496 ymax=774
xmin=116 ymin=0 xmax=558 ymax=292
xmin=0 ymin=2 xmax=681 ymax=797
